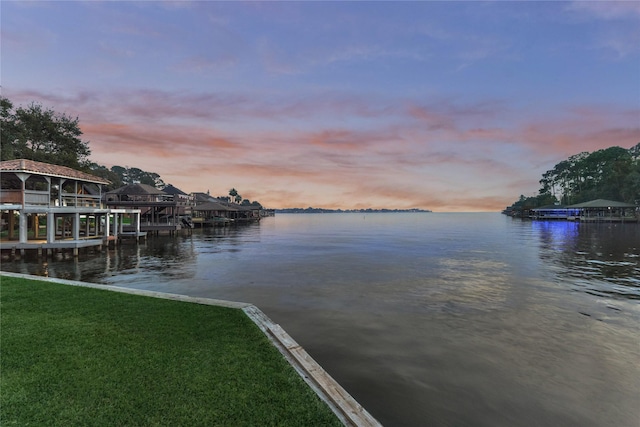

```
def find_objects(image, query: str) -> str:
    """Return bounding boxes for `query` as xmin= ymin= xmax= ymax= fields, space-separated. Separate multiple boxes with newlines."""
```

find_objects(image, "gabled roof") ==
xmin=163 ymin=184 xmax=188 ymax=196
xmin=107 ymin=183 xmax=166 ymax=195
xmin=568 ymin=199 xmax=637 ymax=208
xmin=0 ymin=159 xmax=110 ymax=185
xmin=192 ymin=192 xmax=217 ymax=203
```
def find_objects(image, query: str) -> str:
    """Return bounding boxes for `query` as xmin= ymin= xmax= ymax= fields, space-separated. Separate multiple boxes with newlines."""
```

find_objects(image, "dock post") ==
xmin=19 ymin=212 xmax=28 ymax=244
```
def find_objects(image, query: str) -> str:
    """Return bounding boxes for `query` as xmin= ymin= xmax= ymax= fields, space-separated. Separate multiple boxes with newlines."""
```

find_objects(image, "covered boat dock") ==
xmin=1 ymin=159 xmax=144 ymax=257
xmin=567 ymin=199 xmax=638 ymax=222
xmin=528 ymin=199 xmax=638 ymax=222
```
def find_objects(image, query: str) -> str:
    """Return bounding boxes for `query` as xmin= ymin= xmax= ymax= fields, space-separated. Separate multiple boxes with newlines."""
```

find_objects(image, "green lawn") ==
xmin=0 ymin=275 xmax=341 ymax=426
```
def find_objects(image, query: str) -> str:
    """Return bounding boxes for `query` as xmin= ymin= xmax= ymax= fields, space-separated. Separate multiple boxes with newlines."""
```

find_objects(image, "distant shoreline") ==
xmin=275 ymin=208 xmax=432 ymax=214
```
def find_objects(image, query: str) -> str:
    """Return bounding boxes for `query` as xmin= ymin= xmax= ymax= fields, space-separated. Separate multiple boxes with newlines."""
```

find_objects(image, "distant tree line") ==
xmin=277 ymin=207 xmax=431 ymax=213
xmin=88 ymin=165 xmax=165 ymax=191
xmin=509 ymin=144 xmax=640 ymax=211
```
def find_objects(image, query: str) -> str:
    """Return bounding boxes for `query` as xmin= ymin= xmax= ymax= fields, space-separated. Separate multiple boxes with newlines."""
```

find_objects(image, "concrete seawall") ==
xmin=0 ymin=271 xmax=381 ymax=427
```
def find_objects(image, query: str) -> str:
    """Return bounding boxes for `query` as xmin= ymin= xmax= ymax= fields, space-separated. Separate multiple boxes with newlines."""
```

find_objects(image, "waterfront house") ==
xmin=191 ymin=192 xmax=262 ymax=226
xmin=192 ymin=192 xmax=221 ymax=204
xmin=191 ymin=200 xmax=236 ymax=227
xmin=106 ymin=183 xmax=195 ymax=233
xmin=163 ymin=184 xmax=194 ymax=206
xmin=0 ymin=159 xmax=142 ymax=255
xmin=233 ymin=203 xmax=262 ymax=223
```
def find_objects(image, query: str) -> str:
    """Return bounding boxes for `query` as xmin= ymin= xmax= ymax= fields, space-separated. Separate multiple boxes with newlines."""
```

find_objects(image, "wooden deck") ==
xmin=0 ymin=238 xmax=105 ymax=252
xmin=0 ymin=238 xmax=106 ymax=256
xmin=0 ymin=231 xmax=147 ymax=254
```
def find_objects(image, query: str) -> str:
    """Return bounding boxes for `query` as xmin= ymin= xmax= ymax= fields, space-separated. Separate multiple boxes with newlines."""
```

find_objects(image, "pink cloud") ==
xmin=517 ymin=107 xmax=640 ymax=157
xmin=408 ymin=105 xmax=456 ymax=131
xmin=8 ymin=88 xmax=403 ymax=127
xmin=306 ymin=128 xmax=393 ymax=151
xmin=5 ymin=87 xmax=638 ymax=211
xmin=81 ymin=122 xmax=243 ymax=164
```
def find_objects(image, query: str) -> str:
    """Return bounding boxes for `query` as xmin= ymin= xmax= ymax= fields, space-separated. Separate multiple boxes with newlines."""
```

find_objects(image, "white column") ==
xmin=19 ymin=212 xmax=28 ymax=243
xmin=113 ymin=213 xmax=119 ymax=239
xmin=59 ymin=178 xmax=66 ymax=206
xmin=105 ymin=213 xmax=111 ymax=237
xmin=44 ymin=177 xmax=51 ymax=207
xmin=74 ymin=213 xmax=80 ymax=240
xmin=135 ymin=211 xmax=141 ymax=234
xmin=47 ymin=212 xmax=55 ymax=243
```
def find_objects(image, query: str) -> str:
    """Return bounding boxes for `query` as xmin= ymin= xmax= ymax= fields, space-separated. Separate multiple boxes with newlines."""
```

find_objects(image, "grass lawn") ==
xmin=0 ymin=275 xmax=342 ymax=426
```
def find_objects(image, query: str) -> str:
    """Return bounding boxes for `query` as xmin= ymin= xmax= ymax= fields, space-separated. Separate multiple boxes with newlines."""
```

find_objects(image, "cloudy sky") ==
xmin=3 ymin=1 xmax=639 ymax=211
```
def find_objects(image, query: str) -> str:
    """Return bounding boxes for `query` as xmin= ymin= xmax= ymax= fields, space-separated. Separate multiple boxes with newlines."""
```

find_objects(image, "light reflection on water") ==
xmin=2 ymin=213 xmax=639 ymax=426
xmin=530 ymin=219 xmax=640 ymax=300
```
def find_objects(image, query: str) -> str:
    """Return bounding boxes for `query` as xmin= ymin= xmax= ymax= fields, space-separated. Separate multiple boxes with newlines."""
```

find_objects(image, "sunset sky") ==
xmin=3 ymin=1 xmax=639 ymax=211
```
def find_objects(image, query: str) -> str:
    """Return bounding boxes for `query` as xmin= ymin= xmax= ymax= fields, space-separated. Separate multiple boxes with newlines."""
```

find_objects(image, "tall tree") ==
xmin=580 ymin=147 xmax=632 ymax=201
xmin=629 ymin=142 xmax=640 ymax=162
xmin=0 ymin=97 xmax=19 ymax=161
xmin=229 ymin=188 xmax=238 ymax=202
xmin=87 ymin=163 xmax=123 ymax=191
xmin=0 ymin=96 xmax=91 ymax=169
xmin=519 ymin=144 xmax=640 ymax=209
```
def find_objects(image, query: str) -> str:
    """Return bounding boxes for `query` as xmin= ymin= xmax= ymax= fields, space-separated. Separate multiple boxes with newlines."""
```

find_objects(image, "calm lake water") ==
xmin=2 ymin=213 xmax=639 ymax=426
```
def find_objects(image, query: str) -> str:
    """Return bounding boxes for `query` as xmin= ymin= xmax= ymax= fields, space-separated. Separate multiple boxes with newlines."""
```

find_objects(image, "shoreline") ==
xmin=0 ymin=271 xmax=381 ymax=427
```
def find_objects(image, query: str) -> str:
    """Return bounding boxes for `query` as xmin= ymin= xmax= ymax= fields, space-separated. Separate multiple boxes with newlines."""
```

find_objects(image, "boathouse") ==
xmin=567 ymin=199 xmax=638 ymax=222
xmin=528 ymin=199 xmax=638 ymax=222
xmin=192 ymin=200 xmax=236 ymax=227
xmin=191 ymin=192 xmax=262 ymax=226
xmin=0 ymin=159 xmax=142 ymax=256
xmin=105 ymin=183 xmax=195 ymax=233
xmin=233 ymin=204 xmax=262 ymax=223
xmin=530 ymin=204 xmax=581 ymax=220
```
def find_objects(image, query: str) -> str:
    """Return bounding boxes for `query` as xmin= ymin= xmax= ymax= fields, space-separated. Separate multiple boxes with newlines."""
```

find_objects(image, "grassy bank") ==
xmin=0 ymin=275 xmax=341 ymax=426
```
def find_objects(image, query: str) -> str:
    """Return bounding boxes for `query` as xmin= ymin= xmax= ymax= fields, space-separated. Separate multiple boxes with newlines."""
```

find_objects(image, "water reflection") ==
xmin=532 ymin=221 xmax=640 ymax=299
xmin=434 ymin=258 xmax=512 ymax=312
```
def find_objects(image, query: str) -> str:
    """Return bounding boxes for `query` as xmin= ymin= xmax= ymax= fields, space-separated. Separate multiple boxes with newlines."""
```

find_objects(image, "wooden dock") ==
xmin=1 ymin=238 xmax=105 ymax=257
xmin=1 ymin=229 xmax=148 ymax=257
